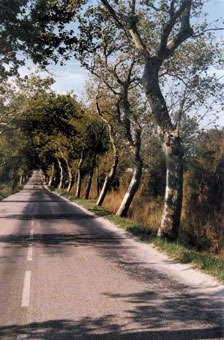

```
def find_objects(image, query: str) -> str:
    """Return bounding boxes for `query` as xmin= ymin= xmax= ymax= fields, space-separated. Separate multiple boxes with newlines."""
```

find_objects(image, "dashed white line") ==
xmin=27 ymin=244 xmax=33 ymax=261
xmin=30 ymin=229 xmax=34 ymax=240
xmin=17 ymin=335 xmax=27 ymax=340
xmin=21 ymin=270 xmax=31 ymax=307
xmin=31 ymin=219 xmax=34 ymax=228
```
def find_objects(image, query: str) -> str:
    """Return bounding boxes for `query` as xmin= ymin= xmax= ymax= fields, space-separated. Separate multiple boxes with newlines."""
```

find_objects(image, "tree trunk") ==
xmin=67 ymin=166 xmax=73 ymax=192
xmin=96 ymin=162 xmax=100 ymax=197
xmin=116 ymin=159 xmax=143 ymax=217
xmin=64 ymin=158 xmax=72 ymax=192
xmin=143 ymin=56 xmax=183 ymax=240
xmin=75 ymin=152 xmax=84 ymax=198
xmin=84 ymin=153 xmax=96 ymax=200
xmin=20 ymin=175 xmax=23 ymax=186
xmin=57 ymin=158 xmax=63 ymax=190
xmin=95 ymin=115 xmax=119 ymax=206
xmin=48 ymin=164 xmax=54 ymax=187
xmin=96 ymin=150 xmax=118 ymax=206
xmin=157 ymin=132 xmax=183 ymax=240
xmin=76 ymin=168 xmax=82 ymax=198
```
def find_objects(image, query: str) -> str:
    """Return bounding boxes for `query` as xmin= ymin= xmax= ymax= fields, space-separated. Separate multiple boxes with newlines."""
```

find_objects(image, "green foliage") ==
xmin=0 ymin=0 xmax=30 ymax=80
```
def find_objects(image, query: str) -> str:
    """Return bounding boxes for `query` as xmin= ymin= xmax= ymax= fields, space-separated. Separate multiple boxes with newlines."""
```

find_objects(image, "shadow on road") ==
xmin=0 ymin=231 xmax=223 ymax=330
xmin=0 ymin=184 xmax=223 ymax=336
xmin=0 ymin=318 xmax=223 ymax=340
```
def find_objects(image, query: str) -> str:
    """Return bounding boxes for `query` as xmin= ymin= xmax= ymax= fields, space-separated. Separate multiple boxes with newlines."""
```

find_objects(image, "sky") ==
xmin=19 ymin=0 xmax=224 ymax=127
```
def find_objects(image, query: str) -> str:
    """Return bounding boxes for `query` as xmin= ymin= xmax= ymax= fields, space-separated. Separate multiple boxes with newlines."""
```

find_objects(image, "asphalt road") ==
xmin=0 ymin=170 xmax=223 ymax=340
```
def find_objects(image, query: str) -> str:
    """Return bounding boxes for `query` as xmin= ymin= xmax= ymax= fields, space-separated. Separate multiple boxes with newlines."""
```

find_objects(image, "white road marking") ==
xmin=31 ymin=219 xmax=34 ymax=228
xmin=27 ymin=244 xmax=33 ymax=261
xmin=17 ymin=335 xmax=27 ymax=340
xmin=30 ymin=229 xmax=34 ymax=240
xmin=21 ymin=271 xmax=31 ymax=307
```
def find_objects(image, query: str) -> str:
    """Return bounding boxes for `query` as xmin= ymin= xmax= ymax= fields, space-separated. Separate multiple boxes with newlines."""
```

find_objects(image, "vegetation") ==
xmin=0 ymin=1 xmax=223 ymax=276
xmin=27 ymin=0 xmax=224 ymax=240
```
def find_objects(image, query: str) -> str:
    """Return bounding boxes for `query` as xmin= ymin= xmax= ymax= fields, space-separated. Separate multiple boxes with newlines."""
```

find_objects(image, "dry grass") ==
xmin=102 ymin=188 xmax=126 ymax=213
xmin=180 ymin=176 xmax=223 ymax=255
xmin=70 ymin=172 xmax=223 ymax=257
xmin=128 ymin=195 xmax=163 ymax=233
xmin=98 ymin=183 xmax=163 ymax=233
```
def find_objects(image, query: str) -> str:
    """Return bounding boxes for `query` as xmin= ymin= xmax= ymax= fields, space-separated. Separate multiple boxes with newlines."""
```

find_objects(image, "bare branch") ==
xmin=158 ymin=0 xmax=193 ymax=59
xmin=0 ymin=162 xmax=6 ymax=168
xmin=193 ymin=27 xmax=224 ymax=38
xmin=129 ymin=0 xmax=136 ymax=16
xmin=101 ymin=0 xmax=123 ymax=28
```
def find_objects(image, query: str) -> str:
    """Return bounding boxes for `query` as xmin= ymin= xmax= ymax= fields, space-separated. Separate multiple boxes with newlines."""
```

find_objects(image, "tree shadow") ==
xmin=0 ymin=228 xmax=222 ymax=329
xmin=0 ymin=185 xmax=223 ymax=335
xmin=0 ymin=213 xmax=97 ymax=220
xmin=0 ymin=318 xmax=222 ymax=340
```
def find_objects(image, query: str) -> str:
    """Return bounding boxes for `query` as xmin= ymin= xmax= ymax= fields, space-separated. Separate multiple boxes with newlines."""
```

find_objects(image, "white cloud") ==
xmin=51 ymin=70 xmax=89 ymax=97
xmin=18 ymin=59 xmax=89 ymax=98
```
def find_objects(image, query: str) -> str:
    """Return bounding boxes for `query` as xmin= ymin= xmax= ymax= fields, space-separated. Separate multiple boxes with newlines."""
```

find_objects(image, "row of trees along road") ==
xmin=0 ymin=0 xmax=224 ymax=243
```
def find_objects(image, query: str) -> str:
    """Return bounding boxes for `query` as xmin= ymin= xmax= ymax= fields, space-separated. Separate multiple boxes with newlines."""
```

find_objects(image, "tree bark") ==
xmin=157 ymin=132 xmax=183 ymax=240
xmin=143 ymin=56 xmax=184 ymax=240
xmin=84 ymin=153 xmax=96 ymax=200
xmin=48 ymin=164 xmax=54 ymax=187
xmin=116 ymin=89 xmax=143 ymax=217
xmin=57 ymin=158 xmax=63 ymax=190
xmin=63 ymin=158 xmax=72 ymax=192
xmin=76 ymin=167 xmax=82 ymax=198
xmin=96 ymin=120 xmax=119 ymax=206
xmin=75 ymin=151 xmax=84 ymax=198
xmin=116 ymin=159 xmax=143 ymax=217
xmin=96 ymin=149 xmax=118 ymax=206
xmin=67 ymin=165 xmax=73 ymax=192
xmin=19 ymin=175 xmax=23 ymax=186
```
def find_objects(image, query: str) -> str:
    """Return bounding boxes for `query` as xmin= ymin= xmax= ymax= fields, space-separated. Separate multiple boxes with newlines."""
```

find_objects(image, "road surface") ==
xmin=0 ymin=170 xmax=223 ymax=340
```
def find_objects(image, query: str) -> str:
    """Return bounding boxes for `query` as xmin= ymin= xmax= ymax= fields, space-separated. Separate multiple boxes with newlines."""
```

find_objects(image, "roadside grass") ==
xmin=56 ymin=190 xmax=224 ymax=282
xmin=0 ymin=183 xmax=23 ymax=201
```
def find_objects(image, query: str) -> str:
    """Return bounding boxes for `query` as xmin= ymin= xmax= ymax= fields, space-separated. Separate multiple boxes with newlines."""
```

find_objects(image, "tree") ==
xmin=0 ymin=0 xmax=30 ymax=80
xmin=95 ymin=96 xmax=119 ymax=206
xmin=25 ymin=0 xmax=224 ymax=239
xmin=96 ymin=1 xmax=224 ymax=239
xmin=82 ymin=116 xmax=107 ymax=200
xmin=86 ymin=68 xmax=145 ymax=216
xmin=0 ymin=73 xmax=86 ymax=191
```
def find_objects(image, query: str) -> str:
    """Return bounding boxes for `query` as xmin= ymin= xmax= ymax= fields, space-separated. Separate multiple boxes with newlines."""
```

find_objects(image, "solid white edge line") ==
xmin=21 ymin=270 xmax=31 ymax=307
xmin=27 ymin=244 xmax=33 ymax=261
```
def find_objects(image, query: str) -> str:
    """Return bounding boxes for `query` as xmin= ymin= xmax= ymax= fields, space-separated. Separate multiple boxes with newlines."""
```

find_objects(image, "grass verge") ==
xmin=56 ymin=190 xmax=224 ymax=282
xmin=0 ymin=183 xmax=24 ymax=201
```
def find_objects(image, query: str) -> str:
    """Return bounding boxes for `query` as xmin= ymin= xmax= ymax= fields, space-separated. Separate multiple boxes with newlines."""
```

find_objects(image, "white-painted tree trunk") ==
xmin=157 ymin=132 xmax=183 ymax=240
xmin=48 ymin=164 xmax=54 ymax=187
xmin=96 ymin=143 xmax=118 ymax=206
xmin=116 ymin=160 xmax=142 ymax=217
xmin=75 ymin=154 xmax=84 ymax=198
xmin=20 ymin=175 xmax=23 ymax=186
xmin=67 ymin=166 xmax=73 ymax=192
xmin=57 ymin=158 xmax=63 ymax=190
